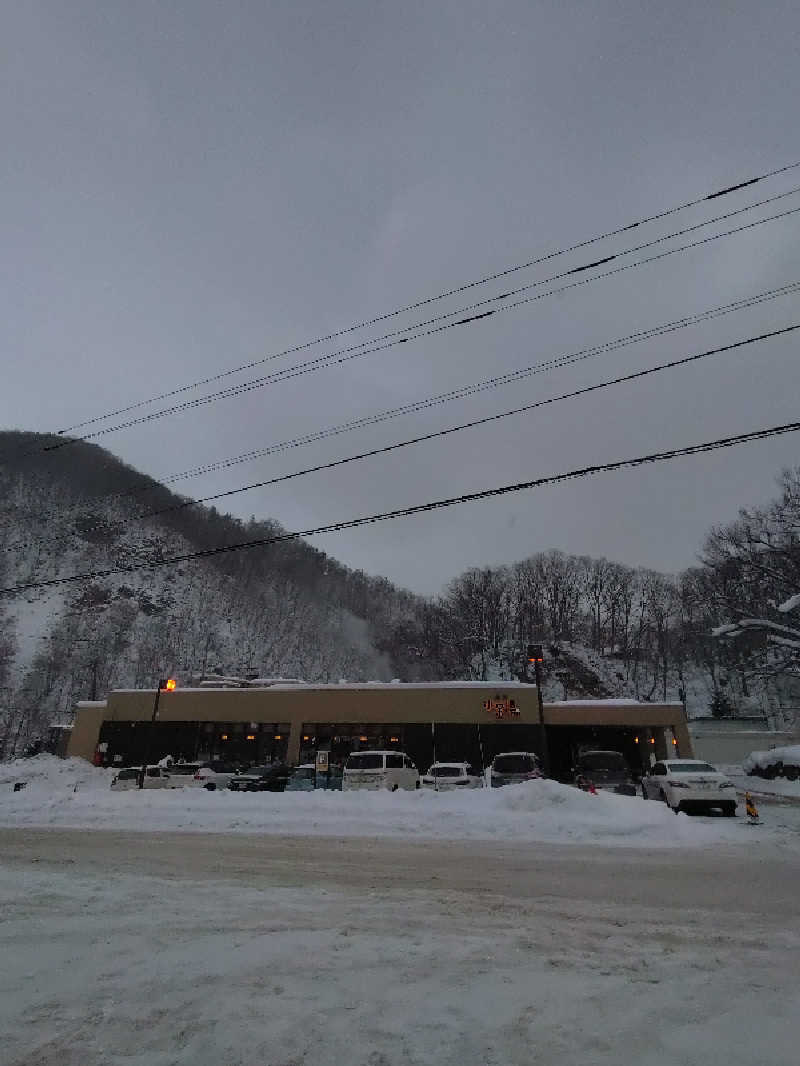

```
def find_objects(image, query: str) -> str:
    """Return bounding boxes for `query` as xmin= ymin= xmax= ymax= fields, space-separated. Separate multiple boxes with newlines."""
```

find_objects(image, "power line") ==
xmin=53 ymin=158 xmax=800 ymax=437
xmin=133 ymin=279 xmax=800 ymax=491
xmin=4 ymin=279 xmax=798 ymax=557
xmin=4 ymin=419 xmax=799 ymax=598
xmin=133 ymin=324 xmax=800 ymax=520
xmin=43 ymin=193 xmax=800 ymax=447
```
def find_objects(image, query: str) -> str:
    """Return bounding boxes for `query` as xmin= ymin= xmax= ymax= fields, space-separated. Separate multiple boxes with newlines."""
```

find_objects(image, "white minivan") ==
xmin=342 ymin=750 xmax=420 ymax=791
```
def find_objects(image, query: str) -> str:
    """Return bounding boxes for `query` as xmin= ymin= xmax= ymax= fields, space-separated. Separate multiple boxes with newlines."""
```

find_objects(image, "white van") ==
xmin=342 ymin=750 xmax=420 ymax=791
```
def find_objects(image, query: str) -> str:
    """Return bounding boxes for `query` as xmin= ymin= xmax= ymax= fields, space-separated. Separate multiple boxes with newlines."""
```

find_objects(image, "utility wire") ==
xmin=53 ymin=158 xmax=800 ymax=437
xmin=135 ymin=324 xmax=800 ymax=520
xmin=42 ymin=192 xmax=800 ymax=447
xmin=132 ymin=279 xmax=800 ymax=492
xmin=4 ymin=279 xmax=798 ymax=556
xmin=3 ymin=419 xmax=799 ymax=598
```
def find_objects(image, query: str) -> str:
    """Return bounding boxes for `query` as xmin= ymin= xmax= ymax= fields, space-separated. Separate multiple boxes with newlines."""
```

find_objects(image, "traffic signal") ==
xmin=527 ymin=644 xmax=543 ymax=663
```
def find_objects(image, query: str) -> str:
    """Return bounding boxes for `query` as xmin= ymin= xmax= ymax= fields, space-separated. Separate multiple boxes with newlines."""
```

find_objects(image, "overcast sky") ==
xmin=2 ymin=1 xmax=799 ymax=594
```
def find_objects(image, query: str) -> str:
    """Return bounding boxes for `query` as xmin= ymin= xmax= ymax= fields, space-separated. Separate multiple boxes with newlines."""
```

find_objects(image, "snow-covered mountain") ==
xmin=0 ymin=431 xmax=429 ymax=752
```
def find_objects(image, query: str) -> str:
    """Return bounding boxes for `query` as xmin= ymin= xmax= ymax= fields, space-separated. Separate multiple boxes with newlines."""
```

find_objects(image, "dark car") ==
xmin=228 ymin=763 xmax=290 ymax=792
xmin=573 ymin=750 xmax=637 ymax=796
xmin=488 ymin=752 xmax=543 ymax=788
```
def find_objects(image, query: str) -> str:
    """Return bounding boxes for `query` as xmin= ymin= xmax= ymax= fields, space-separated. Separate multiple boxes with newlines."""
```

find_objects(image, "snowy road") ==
xmin=2 ymin=828 xmax=800 ymax=1066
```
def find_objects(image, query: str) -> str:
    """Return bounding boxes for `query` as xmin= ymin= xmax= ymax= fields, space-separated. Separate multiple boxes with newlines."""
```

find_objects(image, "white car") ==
xmin=110 ymin=766 xmax=178 ymax=791
xmin=162 ymin=762 xmax=237 ymax=790
xmin=642 ymin=759 xmax=737 ymax=816
xmin=421 ymin=762 xmax=483 ymax=790
xmin=342 ymin=750 xmax=420 ymax=791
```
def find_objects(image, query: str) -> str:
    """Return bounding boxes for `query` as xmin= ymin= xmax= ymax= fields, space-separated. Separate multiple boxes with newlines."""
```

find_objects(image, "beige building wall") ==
xmin=67 ymin=684 xmax=692 ymax=763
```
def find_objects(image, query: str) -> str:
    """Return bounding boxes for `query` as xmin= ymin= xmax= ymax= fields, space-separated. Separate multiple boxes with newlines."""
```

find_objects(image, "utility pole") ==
xmin=90 ymin=658 xmax=99 ymax=702
xmin=527 ymin=644 xmax=551 ymax=777
xmin=138 ymin=678 xmax=176 ymax=789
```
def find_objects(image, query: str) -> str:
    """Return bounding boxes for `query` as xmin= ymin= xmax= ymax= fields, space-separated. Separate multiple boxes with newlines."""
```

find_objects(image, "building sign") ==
xmin=315 ymin=750 xmax=330 ymax=773
xmin=482 ymin=694 xmax=521 ymax=720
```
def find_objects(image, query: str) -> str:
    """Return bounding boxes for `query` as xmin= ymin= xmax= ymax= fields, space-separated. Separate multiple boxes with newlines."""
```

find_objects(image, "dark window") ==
xmin=493 ymin=755 xmax=536 ymax=774
xmin=346 ymin=753 xmax=383 ymax=770
xmin=431 ymin=766 xmax=462 ymax=778
xmin=577 ymin=752 xmax=628 ymax=773
xmin=385 ymin=754 xmax=403 ymax=769
xmin=668 ymin=762 xmax=716 ymax=773
xmin=652 ymin=764 xmax=667 ymax=776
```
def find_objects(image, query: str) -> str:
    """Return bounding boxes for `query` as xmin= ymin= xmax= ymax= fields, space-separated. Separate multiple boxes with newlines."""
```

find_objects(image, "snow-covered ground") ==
xmin=722 ymin=764 xmax=800 ymax=802
xmin=2 ymin=826 xmax=800 ymax=1066
xmin=2 ymin=756 xmax=794 ymax=848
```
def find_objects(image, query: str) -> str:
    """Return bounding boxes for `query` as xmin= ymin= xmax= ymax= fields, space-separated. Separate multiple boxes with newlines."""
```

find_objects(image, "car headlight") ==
xmin=719 ymin=781 xmax=735 ymax=790
xmin=668 ymin=781 xmax=690 ymax=788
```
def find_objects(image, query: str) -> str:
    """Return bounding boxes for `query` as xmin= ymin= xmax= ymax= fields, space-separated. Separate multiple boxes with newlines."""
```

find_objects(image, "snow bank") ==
xmin=0 ymin=756 xmax=755 ymax=848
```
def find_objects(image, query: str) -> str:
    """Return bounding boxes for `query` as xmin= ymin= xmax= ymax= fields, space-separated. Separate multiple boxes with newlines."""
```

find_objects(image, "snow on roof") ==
xmin=76 ymin=700 xmax=107 ymax=708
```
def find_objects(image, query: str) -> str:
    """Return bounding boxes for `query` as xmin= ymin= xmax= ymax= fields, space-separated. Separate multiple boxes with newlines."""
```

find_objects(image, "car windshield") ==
xmin=117 ymin=769 xmax=139 ymax=780
xmin=578 ymin=753 xmax=628 ymax=772
xmin=170 ymin=764 xmax=201 ymax=775
xmin=493 ymin=755 xmax=534 ymax=774
xmin=668 ymin=762 xmax=716 ymax=773
xmin=244 ymin=766 xmax=272 ymax=776
xmin=429 ymin=766 xmax=463 ymax=778
xmin=346 ymin=753 xmax=383 ymax=770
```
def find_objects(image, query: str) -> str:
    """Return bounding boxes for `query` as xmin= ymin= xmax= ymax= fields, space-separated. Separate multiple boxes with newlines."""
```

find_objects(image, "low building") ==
xmin=689 ymin=716 xmax=799 ymax=765
xmin=68 ymin=682 xmax=692 ymax=777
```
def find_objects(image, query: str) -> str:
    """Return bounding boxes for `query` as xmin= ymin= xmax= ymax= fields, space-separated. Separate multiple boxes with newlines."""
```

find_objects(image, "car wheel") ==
xmin=723 ymin=804 xmax=737 ymax=817
xmin=391 ymin=783 xmax=399 ymax=792
xmin=783 ymin=765 xmax=799 ymax=782
xmin=204 ymin=782 xmax=216 ymax=791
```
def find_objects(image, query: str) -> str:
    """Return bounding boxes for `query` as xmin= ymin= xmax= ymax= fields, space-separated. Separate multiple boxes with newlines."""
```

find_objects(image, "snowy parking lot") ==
xmin=3 ymin=756 xmax=800 ymax=849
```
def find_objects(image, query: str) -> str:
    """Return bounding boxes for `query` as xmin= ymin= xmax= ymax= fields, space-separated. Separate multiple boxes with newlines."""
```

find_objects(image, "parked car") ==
xmin=642 ymin=759 xmax=737 ymax=815
xmin=110 ymin=766 xmax=177 ymax=791
xmin=285 ymin=763 xmax=343 ymax=792
xmin=488 ymin=752 xmax=542 ymax=788
xmin=572 ymin=750 xmax=637 ymax=796
xmin=421 ymin=762 xmax=483 ymax=790
xmin=342 ymin=750 xmax=419 ymax=791
xmin=227 ymin=763 xmax=290 ymax=792
xmin=743 ymin=744 xmax=800 ymax=782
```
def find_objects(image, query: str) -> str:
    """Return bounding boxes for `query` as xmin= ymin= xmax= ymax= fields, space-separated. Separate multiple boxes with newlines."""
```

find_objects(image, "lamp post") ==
xmin=138 ymin=678 xmax=176 ymax=789
xmin=526 ymin=644 xmax=550 ymax=777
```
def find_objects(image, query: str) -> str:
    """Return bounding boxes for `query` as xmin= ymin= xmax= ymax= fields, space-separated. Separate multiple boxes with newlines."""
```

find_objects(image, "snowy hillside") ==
xmin=0 ymin=432 xmax=426 ymax=752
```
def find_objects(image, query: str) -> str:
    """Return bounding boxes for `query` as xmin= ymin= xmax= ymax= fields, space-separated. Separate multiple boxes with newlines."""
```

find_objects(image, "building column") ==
xmin=653 ymin=728 xmax=669 ymax=761
xmin=672 ymin=719 xmax=694 ymax=758
xmin=287 ymin=723 xmax=302 ymax=767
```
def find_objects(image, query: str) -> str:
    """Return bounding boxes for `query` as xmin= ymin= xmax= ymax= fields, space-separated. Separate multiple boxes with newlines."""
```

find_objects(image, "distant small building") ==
xmin=689 ymin=716 xmax=799 ymax=765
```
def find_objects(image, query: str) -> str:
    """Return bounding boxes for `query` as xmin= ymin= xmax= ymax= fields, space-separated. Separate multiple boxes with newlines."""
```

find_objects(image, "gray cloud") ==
xmin=2 ymin=0 xmax=799 ymax=593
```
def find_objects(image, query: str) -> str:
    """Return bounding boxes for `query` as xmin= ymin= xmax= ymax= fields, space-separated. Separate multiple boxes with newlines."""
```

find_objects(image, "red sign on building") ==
xmin=482 ymin=695 xmax=521 ymax=720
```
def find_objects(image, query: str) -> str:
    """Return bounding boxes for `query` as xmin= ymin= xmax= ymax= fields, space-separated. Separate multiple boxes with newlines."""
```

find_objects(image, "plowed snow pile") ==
xmin=0 ymin=755 xmax=758 ymax=847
